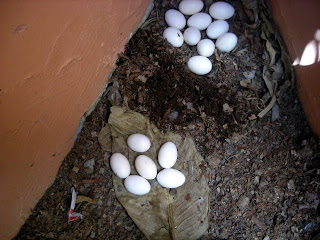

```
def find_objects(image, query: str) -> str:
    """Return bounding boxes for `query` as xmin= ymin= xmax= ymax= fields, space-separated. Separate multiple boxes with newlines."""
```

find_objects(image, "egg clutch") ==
xmin=163 ymin=1 xmax=237 ymax=75
xmin=110 ymin=133 xmax=185 ymax=196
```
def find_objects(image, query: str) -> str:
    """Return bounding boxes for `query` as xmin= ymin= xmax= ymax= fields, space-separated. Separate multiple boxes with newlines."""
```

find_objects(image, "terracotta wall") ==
xmin=0 ymin=0 xmax=150 ymax=239
xmin=267 ymin=0 xmax=320 ymax=137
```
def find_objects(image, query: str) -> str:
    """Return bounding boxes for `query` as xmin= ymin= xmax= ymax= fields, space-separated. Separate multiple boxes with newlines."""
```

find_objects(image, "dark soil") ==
xmin=15 ymin=0 xmax=319 ymax=239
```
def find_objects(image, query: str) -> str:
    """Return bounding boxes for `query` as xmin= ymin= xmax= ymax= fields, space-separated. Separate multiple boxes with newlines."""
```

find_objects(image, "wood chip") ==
xmin=251 ymin=216 xmax=268 ymax=230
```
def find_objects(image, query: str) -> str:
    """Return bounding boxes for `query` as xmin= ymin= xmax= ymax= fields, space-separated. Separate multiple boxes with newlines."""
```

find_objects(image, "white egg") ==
xmin=158 ymin=142 xmax=178 ymax=168
xmin=179 ymin=0 xmax=204 ymax=15
xmin=216 ymin=32 xmax=238 ymax=52
xmin=209 ymin=1 xmax=235 ymax=20
xmin=127 ymin=133 xmax=151 ymax=152
xmin=163 ymin=27 xmax=184 ymax=47
xmin=135 ymin=155 xmax=157 ymax=180
xmin=110 ymin=153 xmax=131 ymax=179
xmin=165 ymin=9 xmax=186 ymax=30
xmin=206 ymin=20 xmax=229 ymax=39
xmin=183 ymin=27 xmax=201 ymax=46
xmin=187 ymin=12 xmax=212 ymax=31
xmin=157 ymin=169 xmax=185 ymax=188
xmin=197 ymin=39 xmax=215 ymax=57
xmin=187 ymin=56 xmax=212 ymax=75
xmin=124 ymin=175 xmax=151 ymax=195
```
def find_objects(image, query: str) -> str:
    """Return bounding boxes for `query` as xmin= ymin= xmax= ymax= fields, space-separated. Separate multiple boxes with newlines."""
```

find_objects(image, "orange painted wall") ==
xmin=268 ymin=0 xmax=320 ymax=137
xmin=0 ymin=0 xmax=150 ymax=239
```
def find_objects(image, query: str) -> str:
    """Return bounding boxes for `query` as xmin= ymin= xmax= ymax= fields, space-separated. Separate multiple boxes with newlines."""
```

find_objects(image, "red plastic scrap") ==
xmin=67 ymin=187 xmax=83 ymax=223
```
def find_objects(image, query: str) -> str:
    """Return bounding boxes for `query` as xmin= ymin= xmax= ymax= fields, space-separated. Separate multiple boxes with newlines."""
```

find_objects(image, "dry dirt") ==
xmin=15 ymin=0 xmax=319 ymax=239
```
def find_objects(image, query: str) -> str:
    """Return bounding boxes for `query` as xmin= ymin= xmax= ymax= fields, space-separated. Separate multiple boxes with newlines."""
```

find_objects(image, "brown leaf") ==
xmin=107 ymin=106 xmax=209 ymax=240
xmin=98 ymin=125 xmax=112 ymax=152
xmin=106 ymin=81 xmax=122 ymax=105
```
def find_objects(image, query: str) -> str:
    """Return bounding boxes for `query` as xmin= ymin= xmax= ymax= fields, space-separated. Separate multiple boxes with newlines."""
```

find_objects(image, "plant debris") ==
xmin=107 ymin=106 xmax=209 ymax=240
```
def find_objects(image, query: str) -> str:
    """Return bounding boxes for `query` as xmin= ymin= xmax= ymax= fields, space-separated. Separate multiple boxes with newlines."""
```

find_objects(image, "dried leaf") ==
xmin=260 ymin=30 xmax=267 ymax=41
xmin=241 ymin=0 xmax=259 ymax=27
xmin=243 ymin=70 xmax=256 ymax=80
xmin=271 ymin=103 xmax=280 ymax=122
xmin=251 ymin=215 xmax=268 ymax=230
xmin=214 ymin=48 xmax=223 ymax=62
xmin=240 ymin=79 xmax=251 ymax=88
xmin=98 ymin=125 xmax=112 ymax=152
xmin=262 ymin=65 xmax=274 ymax=96
xmin=241 ymin=0 xmax=258 ymax=11
xmin=232 ymin=61 xmax=239 ymax=70
xmin=76 ymin=196 xmax=98 ymax=204
xmin=270 ymin=61 xmax=284 ymax=80
xmin=266 ymin=40 xmax=276 ymax=66
xmin=106 ymin=81 xmax=122 ymax=105
xmin=107 ymin=106 xmax=209 ymax=240
xmin=236 ymin=48 xmax=248 ymax=56
xmin=278 ymin=80 xmax=291 ymax=102
xmin=258 ymin=83 xmax=278 ymax=118
xmin=137 ymin=75 xmax=148 ymax=83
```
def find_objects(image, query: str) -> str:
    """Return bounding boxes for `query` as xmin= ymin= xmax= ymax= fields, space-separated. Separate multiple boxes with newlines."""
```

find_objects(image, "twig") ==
xmin=159 ymin=108 xmax=171 ymax=129
xmin=81 ymin=179 xmax=107 ymax=184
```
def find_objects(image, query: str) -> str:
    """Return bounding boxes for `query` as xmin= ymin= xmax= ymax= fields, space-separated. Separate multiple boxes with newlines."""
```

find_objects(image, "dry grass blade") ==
xmin=141 ymin=17 xmax=157 ymax=29
xmin=76 ymin=196 xmax=98 ymax=204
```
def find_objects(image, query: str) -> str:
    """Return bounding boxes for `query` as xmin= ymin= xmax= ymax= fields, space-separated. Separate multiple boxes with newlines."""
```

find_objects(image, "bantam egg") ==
xmin=206 ymin=20 xmax=229 ymax=39
xmin=187 ymin=12 xmax=212 ymax=31
xmin=183 ymin=27 xmax=201 ymax=46
xmin=165 ymin=9 xmax=186 ymax=30
xmin=157 ymin=169 xmax=186 ymax=188
xmin=179 ymin=0 xmax=204 ymax=15
xmin=124 ymin=175 xmax=151 ymax=195
xmin=163 ymin=27 xmax=184 ymax=47
xmin=158 ymin=142 xmax=178 ymax=168
xmin=209 ymin=1 xmax=235 ymax=20
xmin=127 ymin=133 xmax=151 ymax=152
xmin=110 ymin=153 xmax=130 ymax=179
xmin=187 ymin=56 xmax=212 ymax=75
xmin=197 ymin=39 xmax=215 ymax=57
xmin=135 ymin=155 xmax=157 ymax=180
xmin=216 ymin=32 xmax=238 ymax=52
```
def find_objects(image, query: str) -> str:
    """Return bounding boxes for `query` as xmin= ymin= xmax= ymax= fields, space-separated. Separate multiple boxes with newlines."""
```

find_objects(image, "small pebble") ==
xmin=288 ymin=179 xmax=295 ymax=190
xmin=254 ymin=176 xmax=260 ymax=185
